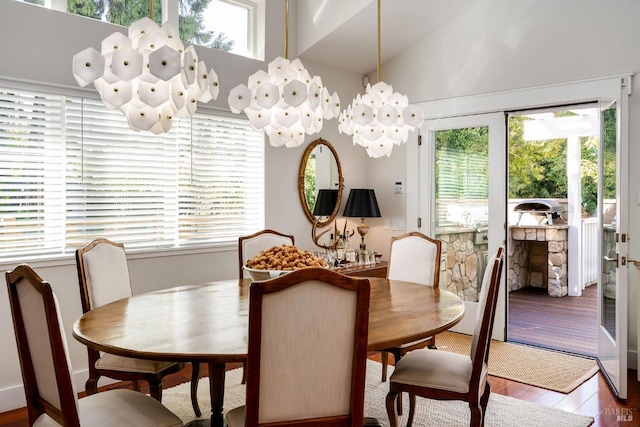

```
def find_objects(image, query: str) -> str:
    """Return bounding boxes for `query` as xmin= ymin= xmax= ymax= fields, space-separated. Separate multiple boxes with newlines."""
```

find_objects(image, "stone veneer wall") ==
xmin=437 ymin=229 xmax=488 ymax=302
xmin=508 ymin=225 xmax=568 ymax=297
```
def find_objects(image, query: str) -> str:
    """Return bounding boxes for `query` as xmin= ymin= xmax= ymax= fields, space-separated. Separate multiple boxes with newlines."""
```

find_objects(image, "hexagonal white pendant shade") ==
xmin=72 ymin=17 xmax=219 ymax=134
xmin=228 ymin=56 xmax=340 ymax=148
xmin=338 ymin=81 xmax=424 ymax=158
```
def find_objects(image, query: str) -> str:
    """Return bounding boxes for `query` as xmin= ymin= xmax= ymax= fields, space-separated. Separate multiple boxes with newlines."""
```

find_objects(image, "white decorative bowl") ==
xmin=243 ymin=266 xmax=292 ymax=281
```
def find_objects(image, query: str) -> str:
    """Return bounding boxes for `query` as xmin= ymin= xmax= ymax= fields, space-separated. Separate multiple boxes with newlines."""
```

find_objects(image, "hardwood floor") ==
xmin=1 ymin=357 xmax=637 ymax=427
xmin=509 ymin=283 xmax=598 ymax=356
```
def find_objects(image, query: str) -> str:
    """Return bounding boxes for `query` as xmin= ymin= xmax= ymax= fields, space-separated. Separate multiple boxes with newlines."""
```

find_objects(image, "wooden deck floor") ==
xmin=508 ymin=284 xmax=598 ymax=356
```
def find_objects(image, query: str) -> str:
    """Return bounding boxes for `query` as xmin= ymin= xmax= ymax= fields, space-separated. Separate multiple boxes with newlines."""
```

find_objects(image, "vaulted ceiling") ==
xmin=297 ymin=0 xmax=475 ymax=75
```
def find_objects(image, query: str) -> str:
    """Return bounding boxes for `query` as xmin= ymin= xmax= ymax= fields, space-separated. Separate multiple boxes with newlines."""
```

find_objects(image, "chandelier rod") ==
xmin=285 ymin=0 xmax=289 ymax=59
xmin=149 ymin=0 xmax=154 ymax=21
xmin=377 ymin=0 xmax=381 ymax=83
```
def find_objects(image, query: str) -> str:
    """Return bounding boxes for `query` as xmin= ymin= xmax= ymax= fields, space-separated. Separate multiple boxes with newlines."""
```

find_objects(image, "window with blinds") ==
xmin=0 ymin=84 xmax=264 ymax=261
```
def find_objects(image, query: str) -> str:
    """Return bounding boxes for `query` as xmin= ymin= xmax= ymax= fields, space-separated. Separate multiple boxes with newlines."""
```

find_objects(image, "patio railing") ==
xmin=582 ymin=217 xmax=599 ymax=289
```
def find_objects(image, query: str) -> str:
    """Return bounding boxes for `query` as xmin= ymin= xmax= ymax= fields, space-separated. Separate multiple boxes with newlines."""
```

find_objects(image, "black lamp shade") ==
xmin=313 ymin=189 xmax=339 ymax=216
xmin=343 ymin=189 xmax=381 ymax=218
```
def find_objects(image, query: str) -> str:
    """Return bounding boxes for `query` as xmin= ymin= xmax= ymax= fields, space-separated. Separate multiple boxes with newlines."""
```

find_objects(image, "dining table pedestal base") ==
xmin=184 ymin=420 xmax=212 ymax=427
xmin=182 ymin=361 xmax=226 ymax=427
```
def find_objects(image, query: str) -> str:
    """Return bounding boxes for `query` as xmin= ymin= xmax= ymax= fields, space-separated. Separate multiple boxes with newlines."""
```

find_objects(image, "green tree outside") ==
xmin=26 ymin=0 xmax=235 ymax=51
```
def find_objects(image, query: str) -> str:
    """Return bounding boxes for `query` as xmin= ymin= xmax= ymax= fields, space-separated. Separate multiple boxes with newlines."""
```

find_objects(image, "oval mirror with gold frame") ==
xmin=298 ymin=138 xmax=344 ymax=227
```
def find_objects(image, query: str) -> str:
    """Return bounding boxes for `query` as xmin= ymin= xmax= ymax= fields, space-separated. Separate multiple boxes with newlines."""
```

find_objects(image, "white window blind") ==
xmin=0 ymin=84 xmax=264 ymax=260
xmin=176 ymin=113 xmax=264 ymax=245
xmin=435 ymin=147 xmax=488 ymax=227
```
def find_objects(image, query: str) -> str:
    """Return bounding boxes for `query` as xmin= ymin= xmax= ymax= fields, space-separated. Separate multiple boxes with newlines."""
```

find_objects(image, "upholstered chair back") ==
xmin=242 ymin=268 xmax=370 ymax=426
xmin=470 ymin=247 xmax=505 ymax=379
xmin=7 ymin=265 xmax=80 ymax=426
xmin=78 ymin=238 xmax=132 ymax=309
xmin=387 ymin=232 xmax=442 ymax=288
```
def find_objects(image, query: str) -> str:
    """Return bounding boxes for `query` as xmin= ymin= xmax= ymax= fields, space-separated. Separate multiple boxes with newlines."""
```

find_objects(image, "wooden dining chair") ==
xmin=76 ymin=238 xmax=201 ymax=416
xmin=226 ymin=267 xmax=370 ymax=427
xmin=6 ymin=264 xmax=183 ymax=427
xmin=385 ymin=247 xmax=505 ymax=427
xmin=380 ymin=231 xmax=442 ymax=382
xmin=238 ymin=229 xmax=295 ymax=279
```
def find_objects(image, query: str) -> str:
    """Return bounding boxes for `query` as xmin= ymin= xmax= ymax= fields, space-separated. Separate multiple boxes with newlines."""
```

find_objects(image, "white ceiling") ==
xmin=297 ymin=0 xmax=475 ymax=75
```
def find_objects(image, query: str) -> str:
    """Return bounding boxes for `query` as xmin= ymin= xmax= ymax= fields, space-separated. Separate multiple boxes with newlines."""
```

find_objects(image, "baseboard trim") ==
xmin=0 ymin=368 xmax=121 ymax=413
xmin=0 ymin=385 xmax=25 ymax=414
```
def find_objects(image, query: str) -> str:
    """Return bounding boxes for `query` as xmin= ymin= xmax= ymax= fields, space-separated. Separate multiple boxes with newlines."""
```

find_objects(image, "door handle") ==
xmin=604 ymin=254 xmax=619 ymax=268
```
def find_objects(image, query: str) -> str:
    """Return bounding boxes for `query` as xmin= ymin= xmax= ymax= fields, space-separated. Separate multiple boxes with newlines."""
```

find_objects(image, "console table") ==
xmin=338 ymin=260 xmax=388 ymax=278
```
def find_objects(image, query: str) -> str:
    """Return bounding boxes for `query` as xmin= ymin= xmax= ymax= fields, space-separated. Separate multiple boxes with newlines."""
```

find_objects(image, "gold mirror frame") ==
xmin=298 ymin=138 xmax=344 ymax=227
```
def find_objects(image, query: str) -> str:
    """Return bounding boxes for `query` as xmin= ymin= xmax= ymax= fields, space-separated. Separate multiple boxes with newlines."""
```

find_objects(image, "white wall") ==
xmin=369 ymin=0 xmax=640 ymax=367
xmin=0 ymin=1 xmax=371 ymax=412
xmin=296 ymin=0 xmax=371 ymax=54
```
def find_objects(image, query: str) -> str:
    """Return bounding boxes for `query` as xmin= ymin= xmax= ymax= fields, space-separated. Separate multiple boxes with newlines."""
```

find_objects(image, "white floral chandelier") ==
xmin=227 ymin=0 xmax=339 ymax=148
xmin=72 ymin=15 xmax=219 ymax=134
xmin=338 ymin=0 xmax=423 ymax=158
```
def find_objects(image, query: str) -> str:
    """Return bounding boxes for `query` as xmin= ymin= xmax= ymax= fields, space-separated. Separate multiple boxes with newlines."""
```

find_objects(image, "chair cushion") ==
xmin=33 ymin=389 xmax=182 ymax=427
xmin=225 ymin=405 xmax=246 ymax=427
xmin=97 ymin=353 xmax=182 ymax=374
xmin=390 ymin=349 xmax=487 ymax=394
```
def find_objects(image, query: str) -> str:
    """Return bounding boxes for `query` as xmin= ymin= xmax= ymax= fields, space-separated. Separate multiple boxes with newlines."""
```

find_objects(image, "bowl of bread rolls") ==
xmin=243 ymin=244 xmax=328 ymax=281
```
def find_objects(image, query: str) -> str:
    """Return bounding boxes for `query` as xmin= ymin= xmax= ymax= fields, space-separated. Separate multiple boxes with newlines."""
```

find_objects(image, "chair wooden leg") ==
xmin=132 ymin=379 xmax=141 ymax=392
xmin=480 ymin=381 xmax=491 ymax=412
xmin=407 ymin=393 xmax=417 ymax=427
xmin=190 ymin=362 xmax=202 ymax=417
xmin=469 ymin=403 xmax=483 ymax=427
xmin=428 ymin=335 xmax=437 ymax=349
xmin=385 ymin=390 xmax=400 ymax=427
xmin=381 ymin=351 xmax=389 ymax=382
xmin=392 ymin=352 xmax=403 ymax=416
xmin=85 ymin=377 xmax=99 ymax=395
xmin=241 ymin=360 xmax=248 ymax=384
xmin=148 ymin=380 xmax=162 ymax=401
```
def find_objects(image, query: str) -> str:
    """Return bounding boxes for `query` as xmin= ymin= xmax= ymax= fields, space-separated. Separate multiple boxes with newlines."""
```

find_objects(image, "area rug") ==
xmin=161 ymin=361 xmax=594 ymax=426
xmin=436 ymin=332 xmax=600 ymax=393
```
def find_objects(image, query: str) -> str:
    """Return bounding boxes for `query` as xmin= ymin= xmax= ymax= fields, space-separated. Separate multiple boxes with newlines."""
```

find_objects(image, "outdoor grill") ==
xmin=514 ymin=199 xmax=565 ymax=226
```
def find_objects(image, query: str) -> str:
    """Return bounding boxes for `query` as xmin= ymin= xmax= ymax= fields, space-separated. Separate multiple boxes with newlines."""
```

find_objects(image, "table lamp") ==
xmin=343 ymin=188 xmax=381 ymax=250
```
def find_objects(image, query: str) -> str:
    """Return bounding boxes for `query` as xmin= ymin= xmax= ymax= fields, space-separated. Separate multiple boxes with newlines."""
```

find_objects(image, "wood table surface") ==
xmin=73 ymin=277 xmax=464 ymax=426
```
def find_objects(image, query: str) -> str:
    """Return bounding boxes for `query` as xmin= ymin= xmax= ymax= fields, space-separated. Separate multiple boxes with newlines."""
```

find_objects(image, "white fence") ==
xmin=581 ymin=217 xmax=599 ymax=288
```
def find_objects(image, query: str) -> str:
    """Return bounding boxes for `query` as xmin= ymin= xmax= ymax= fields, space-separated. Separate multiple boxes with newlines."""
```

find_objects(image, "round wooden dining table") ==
xmin=73 ymin=277 xmax=464 ymax=427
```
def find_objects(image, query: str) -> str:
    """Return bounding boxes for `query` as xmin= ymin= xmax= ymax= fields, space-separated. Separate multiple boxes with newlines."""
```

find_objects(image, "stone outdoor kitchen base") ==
xmin=509 ymin=225 xmax=569 ymax=297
